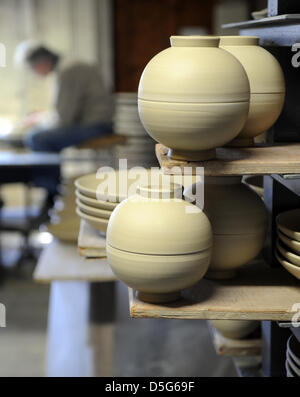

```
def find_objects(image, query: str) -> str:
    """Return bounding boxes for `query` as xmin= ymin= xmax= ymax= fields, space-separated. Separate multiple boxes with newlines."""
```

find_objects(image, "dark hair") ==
xmin=27 ymin=46 xmax=59 ymax=66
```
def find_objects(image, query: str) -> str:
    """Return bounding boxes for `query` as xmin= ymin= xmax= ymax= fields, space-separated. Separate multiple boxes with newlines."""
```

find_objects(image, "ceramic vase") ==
xmin=138 ymin=36 xmax=250 ymax=161
xmin=106 ymin=183 xmax=213 ymax=303
xmin=220 ymin=36 xmax=285 ymax=147
xmin=209 ymin=319 xmax=259 ymax=339
xmin=184 ymin=176 xmax=268 ymax=279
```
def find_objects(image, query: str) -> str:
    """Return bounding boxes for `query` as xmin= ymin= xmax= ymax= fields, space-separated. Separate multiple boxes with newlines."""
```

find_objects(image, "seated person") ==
xmin=15 ymin=42 xmax=114 ymax=152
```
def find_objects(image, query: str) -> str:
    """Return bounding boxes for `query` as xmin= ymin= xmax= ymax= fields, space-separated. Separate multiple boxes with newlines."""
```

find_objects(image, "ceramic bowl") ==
xmin=107 ymin=184 xmax=212 ymax=255
xmin=275 ymin=250 xmax=300 ymax=280
xmin=276 ymin=239 xmax=300 ymax=267
xmin=138 ymin=35 xmax=250 ymax=161
xmin=76 ymin=198 xmax=112 ymax=219
xmin=287 ymin=335 xmax=300 ymax=367
xmin=243 ymin=175 xmax=264 ymax=199
xmin=209 ymin=319 xmax=259 ymax=339
xmin=277 ymin=229 xmax=300 ymax=255
xmin=138 ymin=100 xmax=249 ymax=161
xmin=75 ymin=190 xmax=118 ymax=211
xmin=277 ymin=209 xmax=300 ymax=242
xmin=107 ymin=244 xmax=211 ymax=303
xmin=76 ymin=207 xmax=109 ymax=233
xmin=220 ymin=36 xmax=285 ymax=147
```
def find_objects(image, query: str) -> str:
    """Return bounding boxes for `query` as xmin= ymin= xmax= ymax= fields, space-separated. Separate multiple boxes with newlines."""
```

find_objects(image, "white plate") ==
xmin=278 ymin=229 xmax=300 ymax=255
xmin=276 ymin=239 xmax=300 ymax=267
xmin=76 ymin=199 xmax=113 ymax=219
xmin=277 ymin=209 xmax=300 ymax=242
xmin=75 ymin=169 xmax=161 ymax=202
xmin=275 ymin=250 xmax=300 ymax=280
xmin=76 ymin=208 xmax=108 ymax=233
xmin=75 ymin=190 xmax=118 ymax=210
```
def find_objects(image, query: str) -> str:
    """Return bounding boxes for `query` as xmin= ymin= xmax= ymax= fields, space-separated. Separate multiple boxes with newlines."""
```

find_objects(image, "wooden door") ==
xmin=113 ymin=0 xmax=216 ymax=92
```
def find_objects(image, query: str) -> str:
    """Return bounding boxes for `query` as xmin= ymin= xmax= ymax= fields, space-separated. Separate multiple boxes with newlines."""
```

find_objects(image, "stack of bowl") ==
xmin=286 ymin=335 xmax=300 ymax=377
xmin=113 ymin=92 xmax=157 ymax=167
xmin=75 ymin=169 xmax=163 ymax=233
xmin=276 ymin=209 xmax=300 ymax=280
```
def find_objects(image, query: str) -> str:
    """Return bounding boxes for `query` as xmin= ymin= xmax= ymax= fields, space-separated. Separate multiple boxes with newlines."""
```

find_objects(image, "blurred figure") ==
xmin=14 ymin=41 xmax=114 ymax=152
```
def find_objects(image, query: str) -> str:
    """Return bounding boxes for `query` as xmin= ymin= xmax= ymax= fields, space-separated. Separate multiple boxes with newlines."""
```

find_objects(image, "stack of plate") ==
xmin=113 ymin=93 xmax=147 ymax=137
xmin=275 ymin=209 xmax=300 ymax=280
xmin=75 ymin=169 xmax=162 ymax=232
xmin=286 ymin=335 xmax=300 ymax=377
xmin=113 ymin=92 xmax=157 ymax=167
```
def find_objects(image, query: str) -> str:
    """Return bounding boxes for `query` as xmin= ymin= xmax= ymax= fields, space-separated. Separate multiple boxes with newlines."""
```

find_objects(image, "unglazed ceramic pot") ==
xmin=220 ymin=36 xmax=285 ymax=147
xmin=138 ymin=36 xmax=250 ymax=161
xmin=106 ymin=183 xmax=212 ymax=303
xmin=209 ymin=319 xmax=259 ymax=339
xmin=184 ymin=176 xmax=268 ymax=279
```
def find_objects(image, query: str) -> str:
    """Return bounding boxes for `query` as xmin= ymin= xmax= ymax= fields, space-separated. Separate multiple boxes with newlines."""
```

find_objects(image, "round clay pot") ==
xmin=184 ymin=176 xmax=268 ymax=279
xmin=106 ymin=183 xmax=212 ymax=302
xmin=209 ymin=319 xmax=259 ymax=339
xmin=220 ymin=36 xmax=285 ymax=147
xmin=138 ymin=36 xmax=250 ymax=161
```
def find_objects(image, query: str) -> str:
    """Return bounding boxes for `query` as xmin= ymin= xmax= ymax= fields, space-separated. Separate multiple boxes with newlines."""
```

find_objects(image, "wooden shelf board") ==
xmin=208 ymin=323 xmax=261 ymax=357
xmin=156 ymin=144 xmax=300 ymax=176
xmin=78 ymin=220 xmax=106 ymax=258
xmin=129 ymin=260 xmax=300 ymax=321
xmin=34 ymin=239 xmax=116 ymax=283
xmin=222 ymin=14 xmax=300 ymax=29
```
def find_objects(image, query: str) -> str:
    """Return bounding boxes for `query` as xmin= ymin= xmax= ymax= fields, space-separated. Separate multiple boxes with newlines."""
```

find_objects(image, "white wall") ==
xmin=0 ymin=0 xmax=113 ymax=126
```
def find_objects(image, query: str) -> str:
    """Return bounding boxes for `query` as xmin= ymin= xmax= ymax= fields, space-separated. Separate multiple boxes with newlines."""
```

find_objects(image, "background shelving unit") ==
xmin=130 ymin=1 xmax=300 ymax=377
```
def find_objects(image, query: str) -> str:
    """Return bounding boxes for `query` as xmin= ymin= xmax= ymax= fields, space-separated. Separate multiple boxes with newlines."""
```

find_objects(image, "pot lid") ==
xmin=107 ymin=183 xmax=212 ymax=255
xmin=138 ymin=35 xmax=250 ymax=104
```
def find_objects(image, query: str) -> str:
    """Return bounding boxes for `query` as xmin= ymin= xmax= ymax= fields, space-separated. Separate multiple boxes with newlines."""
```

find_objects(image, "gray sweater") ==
xmin=54 ymin=61 xmax=114 ymax=127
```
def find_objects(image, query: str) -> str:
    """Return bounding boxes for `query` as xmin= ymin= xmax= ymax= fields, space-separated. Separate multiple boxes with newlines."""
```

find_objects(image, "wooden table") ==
xmin=34 ymin=238 xmax=115 ymax=283
xmin=34 ymin=238 xmax=116 ymax=376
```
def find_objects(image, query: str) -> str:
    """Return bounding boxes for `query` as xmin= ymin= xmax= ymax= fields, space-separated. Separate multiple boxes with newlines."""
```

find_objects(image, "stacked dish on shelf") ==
xmin=75 ymin=169 xmax=164 ymax=233
xmin=276 ymin=209 xmax=300 ymax=280
xmin=286 ymin=335 xmax=300 ymax=377
xmin=113 ymin=92 xmax=157 ymax=167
